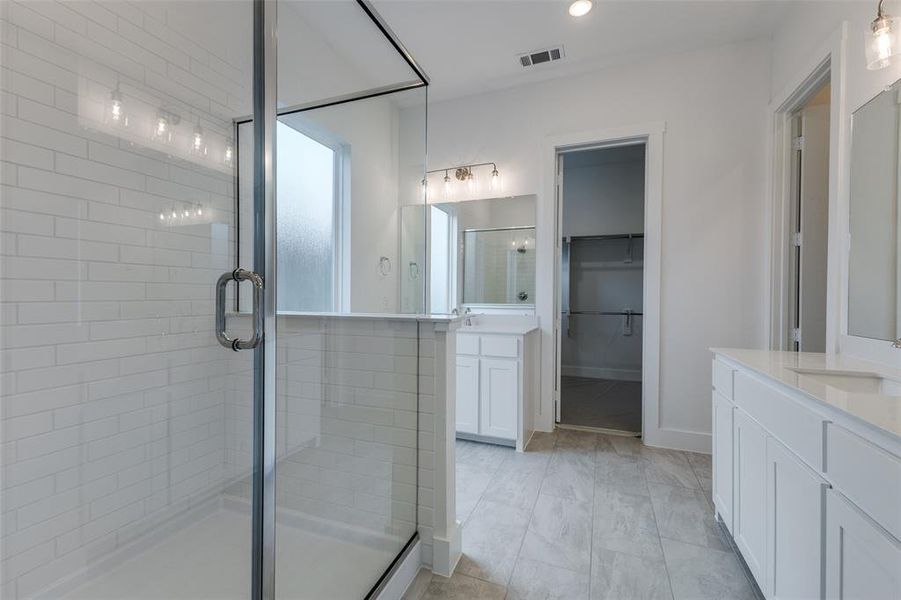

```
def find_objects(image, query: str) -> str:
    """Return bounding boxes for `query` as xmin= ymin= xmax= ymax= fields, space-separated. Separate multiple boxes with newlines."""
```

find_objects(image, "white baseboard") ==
xmin=430 ymin=521 xmax=462 ymax=578
xmin=643 ymin=426 xmax=711 ymax=454
xmin=375 ymin=539 xmax=422 ymax=600
xmin=561 ymin=365 xmax=641 ymax=381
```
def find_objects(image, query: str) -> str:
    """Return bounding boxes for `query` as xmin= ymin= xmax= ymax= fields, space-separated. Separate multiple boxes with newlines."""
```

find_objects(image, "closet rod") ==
xmin=567 ymin=310 xmax=644 ymax=316
xmin=567 ymin=233 xmax=644 ymax=242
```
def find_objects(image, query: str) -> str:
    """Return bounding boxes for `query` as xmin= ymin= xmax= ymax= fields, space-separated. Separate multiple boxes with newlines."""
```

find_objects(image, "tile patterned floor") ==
xmin=405 ymin=430 xmax=762 ymax=600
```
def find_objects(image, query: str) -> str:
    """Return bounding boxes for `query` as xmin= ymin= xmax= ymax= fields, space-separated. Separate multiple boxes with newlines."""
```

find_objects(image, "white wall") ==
xmin=768 ymin=1 xmax=901 ymax=367
xmin=417 ymin=39 xmax=772 ymax=451
xmin=562 ymin=159 xmax=645 ymax=237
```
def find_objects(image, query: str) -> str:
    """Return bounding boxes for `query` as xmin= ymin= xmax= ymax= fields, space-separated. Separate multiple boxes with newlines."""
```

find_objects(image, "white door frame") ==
xmin=767 ymin=23 xmax=846 ymax=354
xmin=537 ymin=122 xmax=665 ymax=446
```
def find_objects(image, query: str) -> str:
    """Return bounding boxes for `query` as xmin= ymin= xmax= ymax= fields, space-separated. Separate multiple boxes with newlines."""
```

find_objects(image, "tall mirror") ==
xmin=848 ymin=78 xmax=901 ymax=342
xmin=401 ymin=195 xmax=537 ymax=314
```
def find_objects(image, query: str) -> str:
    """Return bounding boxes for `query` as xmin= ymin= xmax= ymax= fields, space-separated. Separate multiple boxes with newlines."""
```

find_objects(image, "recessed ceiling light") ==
xmin=569 ymin=0 xmax=592 ymax=17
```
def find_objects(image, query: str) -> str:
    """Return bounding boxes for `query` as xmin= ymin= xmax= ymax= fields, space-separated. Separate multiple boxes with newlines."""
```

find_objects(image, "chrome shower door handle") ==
xmin=216 ymin=268 xmax=264 ymax=351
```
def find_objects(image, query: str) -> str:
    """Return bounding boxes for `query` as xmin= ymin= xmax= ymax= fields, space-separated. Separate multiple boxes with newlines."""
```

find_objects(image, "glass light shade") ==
xmin=106 ymin=89 xmax=128 ymax=127
xmin=866 ymin=15 xmax=901 ymax=70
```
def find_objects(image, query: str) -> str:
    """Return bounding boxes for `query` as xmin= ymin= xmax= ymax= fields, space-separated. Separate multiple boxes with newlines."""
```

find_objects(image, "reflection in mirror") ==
xmin=462 ymin=228 xmax=536 ymax=305
xmin=848 ymin=78 xmax=901 ymax=341
xmin=401 ymin=195 xmax=536 ymax=314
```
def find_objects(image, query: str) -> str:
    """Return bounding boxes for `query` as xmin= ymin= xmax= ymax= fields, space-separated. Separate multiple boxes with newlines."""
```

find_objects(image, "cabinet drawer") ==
xmin=713 ymin=358 xmax=734 ymax=399
xmin=457 ymin=333 xmax=479 ymax=355
xmin=734 ymin=371 xmax=825 ymax=472
xmin=825 ymin=423 xmax=901 ymax=540
xmin=480 ymin=335 xmax=519 ymax=358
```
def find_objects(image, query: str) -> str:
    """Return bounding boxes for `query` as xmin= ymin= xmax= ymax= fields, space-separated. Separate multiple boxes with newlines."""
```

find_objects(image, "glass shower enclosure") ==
xmin=0 ymin=1 xmax=428 ymax=598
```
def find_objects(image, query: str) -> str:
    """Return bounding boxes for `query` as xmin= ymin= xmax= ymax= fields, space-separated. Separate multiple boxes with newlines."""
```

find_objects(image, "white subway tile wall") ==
xmin=0 ymin=1 xmax=252 ymax=597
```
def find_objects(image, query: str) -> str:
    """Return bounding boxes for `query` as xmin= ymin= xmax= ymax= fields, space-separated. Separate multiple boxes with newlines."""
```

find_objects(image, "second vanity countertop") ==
xmin=712 ymin=348 xmax=901 ymax=439
xmin=456 ymin=315 xmax=539 ymax=336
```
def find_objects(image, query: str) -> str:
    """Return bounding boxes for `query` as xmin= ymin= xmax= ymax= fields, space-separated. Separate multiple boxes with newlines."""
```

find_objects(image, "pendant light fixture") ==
xmin=866 ymin=0 xmax=901 ymax=70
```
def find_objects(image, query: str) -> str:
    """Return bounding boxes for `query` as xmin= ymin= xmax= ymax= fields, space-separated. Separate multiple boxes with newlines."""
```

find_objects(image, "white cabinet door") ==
xmin=713 ymin=390 xmax=735 ymax=534
xmin=734 ymin=408 xmax=769 ymax=591
xmin=826 ymin=489 xmax=901 ymax=600
xmin=766 ymin=436 xmax=828 ymax=600
xmin=479 ymin=358 xmax=518 ymax=440
xmin=456 ymin=355 xmax=480 ymax=434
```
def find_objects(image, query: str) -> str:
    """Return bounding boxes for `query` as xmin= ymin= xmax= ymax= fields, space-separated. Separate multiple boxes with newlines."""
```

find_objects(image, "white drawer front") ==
xmin=713 ymin=358 xmax=734 ymax=399
xmin=734 ymin=371 xmax=825 ymax=472
xmin=480 ymin=335 xmax=519 ymax=358
xmin=457 ymin=333 xmax=479 ymax=355
xmin=825 ymin=423 xmax=901 ymax=541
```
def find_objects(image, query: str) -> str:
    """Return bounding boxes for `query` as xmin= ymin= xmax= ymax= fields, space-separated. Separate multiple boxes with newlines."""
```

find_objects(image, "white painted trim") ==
xmin=767 ymin=22 xmax=848 ymax=355
xmin=539 ymin=122 xmax=667 ymax=446
xmin=375 ymin=540 xmax=422 ymax=600
xmin=429 ymin=525 xmax=462 ymax=578
xmin=560 ymin=365 xmax=641 ymax=381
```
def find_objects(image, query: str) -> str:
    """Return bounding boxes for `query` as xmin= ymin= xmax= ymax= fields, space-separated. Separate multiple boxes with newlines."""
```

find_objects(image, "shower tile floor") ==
xmin=560 ymin=376 xmax=642 ymax=432
xmin=63 ymin=508 xmax=397 ymax=600
xmin=405 ymin=432 xmax=762 ymax=600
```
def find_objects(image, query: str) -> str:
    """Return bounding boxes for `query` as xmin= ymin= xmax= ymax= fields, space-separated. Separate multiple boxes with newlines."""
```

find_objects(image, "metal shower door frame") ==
xmin=246 ymin=2 xmax=430 ymax=599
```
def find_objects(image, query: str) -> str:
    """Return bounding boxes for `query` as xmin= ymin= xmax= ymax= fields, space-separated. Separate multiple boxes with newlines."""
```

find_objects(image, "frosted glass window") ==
xmin=429 ymin=206 xmax=451 ymax=313
xmin=277 ymin=121 xmax=337 ymax=312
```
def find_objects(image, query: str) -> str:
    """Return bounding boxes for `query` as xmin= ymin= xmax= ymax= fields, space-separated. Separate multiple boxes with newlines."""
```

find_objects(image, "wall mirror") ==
xmin=847 ymin=78 xmax=900 ymax=342
xmin=401 ymin=195 xmax=536 ymax=314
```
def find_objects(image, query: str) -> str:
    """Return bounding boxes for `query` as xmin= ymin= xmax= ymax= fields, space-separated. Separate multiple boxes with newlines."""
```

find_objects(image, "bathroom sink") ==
xmin=787 ymin=368 xmax=901 ymax=395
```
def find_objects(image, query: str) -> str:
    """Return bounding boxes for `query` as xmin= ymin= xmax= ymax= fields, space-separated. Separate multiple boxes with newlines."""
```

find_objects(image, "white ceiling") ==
xmin=371 ymin=0 xmax=795 ymax=102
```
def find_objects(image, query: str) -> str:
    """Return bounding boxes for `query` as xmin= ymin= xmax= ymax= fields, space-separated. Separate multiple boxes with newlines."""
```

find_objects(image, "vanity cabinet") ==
xmin=455 ymin=329 xmax=538 ymax=450
xmin=732 ymin=408 xmax=768 ymax=586
xmin=712 ymin=390 xmax=735 ymax=533
xmin=825 ymin=488 xmax=901 ymax=600
xmin=766 ymin=436 xmax=828 ymax=600
xmin=455 ymin=355 xmax=480 ymax=435
xmin=711 ymin=351 xmax=901 ymax=600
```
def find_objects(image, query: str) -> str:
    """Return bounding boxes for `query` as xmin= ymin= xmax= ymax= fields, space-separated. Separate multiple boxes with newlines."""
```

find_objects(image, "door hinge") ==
xmin=792 ymin=136 xmax=805 ymax=151
xmin=792 ymin=231 xmax=802 ymax=247
xmin=791 ymin=328 xmax=802 ymax=343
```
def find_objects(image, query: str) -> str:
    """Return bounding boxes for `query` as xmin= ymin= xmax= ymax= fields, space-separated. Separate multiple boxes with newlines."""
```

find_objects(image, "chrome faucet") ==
xmin=464 ymin=307 xmax=473 ymax=327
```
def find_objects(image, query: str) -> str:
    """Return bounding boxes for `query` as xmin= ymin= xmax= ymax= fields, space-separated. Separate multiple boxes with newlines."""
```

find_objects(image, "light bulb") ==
xmin=196 ymin=205 xmax=203 ymax=217
xmin=568 ymin=0 xmax=592 ymax=17
xmin=170 ymin=210 xmax=177 ymax=219
xmin=110 ymin=92 xmax=122 ymax=122
xmin=159 ymin=212 xmax=165 ymax=221
xmin=154 ymin=113 xmax=171 ymax=143
xmin=191 ymin=125 xmax=206 ymax=156
xmin=106 ymin=88 xmax=127 ymax=127
xmin=443 ymin=171 xmax=452 ymax=199
xmin=224 ymin=144 xmax=234 ymax=167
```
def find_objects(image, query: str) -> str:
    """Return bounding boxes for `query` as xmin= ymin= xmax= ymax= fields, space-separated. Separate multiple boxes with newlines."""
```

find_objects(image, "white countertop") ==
xmin=457 ymin=315 xmax=539 ymax=335
xmin=711 ymin=348 xmax=901 ymax=438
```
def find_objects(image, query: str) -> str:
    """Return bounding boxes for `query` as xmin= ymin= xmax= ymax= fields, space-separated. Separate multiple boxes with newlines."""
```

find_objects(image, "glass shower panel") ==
xmin=268 ymin=86 xmax=427 ymax=599
xmin=0 ymin=1 xmax=256 ymax=598
xmin=277 ymin=0 xmax=422 ymax=108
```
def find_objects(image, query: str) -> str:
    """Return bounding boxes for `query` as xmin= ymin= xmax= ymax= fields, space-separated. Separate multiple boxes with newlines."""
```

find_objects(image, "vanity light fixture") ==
xmin=867 ymin=0 xmax=901 ymax=70
xmin=191 ymin=124 xmax=207 ymax=156
xmin=426 ymin=162 xmax=500 ymax=199
xmin=569 ymin=0 xmax=592 ymax=17
xmin=224 ymin=143 xmax=235 ymax=167
xmin=107 ymin=85 xmax=127 ymax=127
xmin=443 ymin=170 xmax=452 ymax=198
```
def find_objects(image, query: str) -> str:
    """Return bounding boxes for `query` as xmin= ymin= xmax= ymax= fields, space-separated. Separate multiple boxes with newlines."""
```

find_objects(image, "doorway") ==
xmin=557 ymin=144 xmax=647 ymax=434
xmin=787 ymin=80 xmax=831 ymax=352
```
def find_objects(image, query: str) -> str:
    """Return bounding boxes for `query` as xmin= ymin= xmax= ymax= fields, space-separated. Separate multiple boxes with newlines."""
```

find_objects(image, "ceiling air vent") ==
xmin=518 ymin=45 xmax=565 ymax=68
